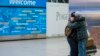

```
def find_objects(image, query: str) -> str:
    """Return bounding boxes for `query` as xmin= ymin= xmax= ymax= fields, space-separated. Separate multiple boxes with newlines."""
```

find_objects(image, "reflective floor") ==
xmin=0 ymin=37 xmax=99 ymax=56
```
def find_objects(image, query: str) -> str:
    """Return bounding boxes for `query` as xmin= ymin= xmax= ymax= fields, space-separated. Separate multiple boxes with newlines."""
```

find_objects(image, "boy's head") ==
xmin=71 ymin=11 xmax=80 ymax=17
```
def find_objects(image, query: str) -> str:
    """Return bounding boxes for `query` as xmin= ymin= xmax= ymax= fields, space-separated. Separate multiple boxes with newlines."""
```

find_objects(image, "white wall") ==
xmin=46 ymin=3 xmax=69 ymax=37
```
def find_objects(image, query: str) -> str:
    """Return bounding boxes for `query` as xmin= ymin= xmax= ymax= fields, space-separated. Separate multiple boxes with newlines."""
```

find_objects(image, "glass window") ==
xmin=58 ymin=0 xmax=63 ymax=3
xmin=64 ymin=0 xmax=69 ymax=3
xmin=48 ymin=0 xmax=51 ymax=2
xmin=51 ymin=0 xmax=57 ymax=2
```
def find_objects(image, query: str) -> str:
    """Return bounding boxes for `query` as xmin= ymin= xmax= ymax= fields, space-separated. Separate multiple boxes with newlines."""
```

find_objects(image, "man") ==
xmin=67 ymin=12 xmax=88 ymax=56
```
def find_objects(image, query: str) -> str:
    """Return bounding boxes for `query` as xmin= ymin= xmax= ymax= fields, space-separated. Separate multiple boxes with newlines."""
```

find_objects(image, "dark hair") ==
xmin=71 ymin=12 xmax=75 ymax=17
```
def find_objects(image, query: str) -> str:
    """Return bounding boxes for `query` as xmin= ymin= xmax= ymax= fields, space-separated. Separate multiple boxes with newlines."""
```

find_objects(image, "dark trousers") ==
xmin=67 ymin=37 xmax=78 ymax=56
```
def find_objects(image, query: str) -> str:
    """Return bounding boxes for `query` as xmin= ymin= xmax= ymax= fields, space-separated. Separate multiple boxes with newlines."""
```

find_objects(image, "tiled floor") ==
xmin=0 ymin=37 xmax=99 ymax=56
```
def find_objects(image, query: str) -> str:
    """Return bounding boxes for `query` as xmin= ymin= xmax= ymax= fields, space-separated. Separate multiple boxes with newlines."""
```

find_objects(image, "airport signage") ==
xmin=0 ymin=0 xmax=46 ymax=7
xmin=0 ymin=8 xmax=46 ymax=35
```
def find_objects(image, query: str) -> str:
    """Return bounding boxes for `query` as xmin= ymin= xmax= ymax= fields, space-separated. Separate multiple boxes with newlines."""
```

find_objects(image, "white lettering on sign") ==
xmin=9 ymin=0 xmax=36 ymax=6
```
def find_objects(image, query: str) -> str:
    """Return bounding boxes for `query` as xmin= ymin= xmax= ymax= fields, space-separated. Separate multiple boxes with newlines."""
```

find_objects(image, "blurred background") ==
xmin=0 ymin=0 xmax=100 ymax=56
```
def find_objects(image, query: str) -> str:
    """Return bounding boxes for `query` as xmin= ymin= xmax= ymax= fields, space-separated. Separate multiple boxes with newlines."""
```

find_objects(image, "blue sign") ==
xmin=0 ymin=7 xmax=46 ymax=35
xmin=0 ymin=0 xmax=46 ymax=7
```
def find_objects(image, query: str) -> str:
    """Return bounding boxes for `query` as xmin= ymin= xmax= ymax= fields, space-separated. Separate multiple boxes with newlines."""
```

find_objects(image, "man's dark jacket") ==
xmin=67 ymin=16 xmax=88 ymax=41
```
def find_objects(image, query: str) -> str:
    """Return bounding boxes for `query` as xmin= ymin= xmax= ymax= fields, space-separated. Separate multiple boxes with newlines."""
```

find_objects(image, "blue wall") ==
xmin=0 ymin=0 xmax=46 ymax=35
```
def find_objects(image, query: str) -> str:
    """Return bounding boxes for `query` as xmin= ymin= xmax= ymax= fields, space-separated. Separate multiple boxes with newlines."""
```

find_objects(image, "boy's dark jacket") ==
xmin=67 ymin=16 xmax=88 ymax=40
